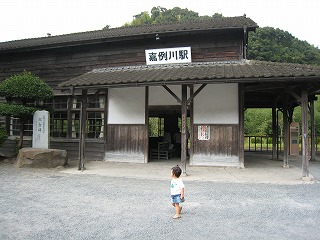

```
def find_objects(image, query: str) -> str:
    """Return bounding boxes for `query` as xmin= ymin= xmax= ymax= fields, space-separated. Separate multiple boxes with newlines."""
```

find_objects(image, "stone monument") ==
xmin=32 ymin=110 xmax=50 ymax=149
xmin=16 ymin=110 xmax=68 ymax=168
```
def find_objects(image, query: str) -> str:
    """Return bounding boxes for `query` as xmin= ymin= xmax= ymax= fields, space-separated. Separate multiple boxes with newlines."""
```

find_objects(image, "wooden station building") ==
xmin=1 ymin=16 xmax=320 ymax=177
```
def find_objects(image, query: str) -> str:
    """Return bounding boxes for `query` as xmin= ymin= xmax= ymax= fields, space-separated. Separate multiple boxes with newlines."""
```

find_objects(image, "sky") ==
xmin=1 ymin=0 xmax=319 ymax=48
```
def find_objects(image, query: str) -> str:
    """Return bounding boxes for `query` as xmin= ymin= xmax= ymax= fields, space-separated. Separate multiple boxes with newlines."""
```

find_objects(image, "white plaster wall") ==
xmin=194 ymin=83 xmax=238 ymax=124
xmin=149 ymin=85 xmax=187 ymax=105
xmin=108 ymin=87 xmax=145 ymax=124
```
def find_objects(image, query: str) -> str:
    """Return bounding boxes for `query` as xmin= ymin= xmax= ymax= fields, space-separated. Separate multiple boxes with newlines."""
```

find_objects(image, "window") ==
xmin=9 ymin=117 xmax=33 ymax=136
xmin=8 ymin=95 xmax=105 ymax=140
xmin=149 ymin=117 xmax=164 ymax=137
xmin=51 ymin=113 xmax=68 ymax=138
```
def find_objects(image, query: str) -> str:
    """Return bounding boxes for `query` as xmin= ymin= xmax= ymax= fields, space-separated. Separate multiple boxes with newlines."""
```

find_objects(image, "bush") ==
xmin=0 ymin=125 xmax=7 ymax=147
xmin=250 ymin=137 xmax=263 ymax=144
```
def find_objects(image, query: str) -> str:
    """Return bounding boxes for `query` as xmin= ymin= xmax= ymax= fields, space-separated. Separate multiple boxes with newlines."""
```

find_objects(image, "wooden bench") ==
xmin=150 ymin=142 xmax=175 ymax=160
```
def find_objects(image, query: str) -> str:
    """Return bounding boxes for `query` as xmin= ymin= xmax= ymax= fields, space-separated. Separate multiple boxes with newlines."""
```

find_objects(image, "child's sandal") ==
xmin=173 ymin=214 xmax=181 ymax=219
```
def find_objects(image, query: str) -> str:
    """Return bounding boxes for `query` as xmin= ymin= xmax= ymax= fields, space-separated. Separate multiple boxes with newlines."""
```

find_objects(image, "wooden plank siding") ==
xmin=0 ymin=138 xmax=104 ymax=160
xmin=191 ymin=124 xmax=239 ymax=166
xmin=50 ymin=140 xmax=105 ymax=160
xmin=105 ymin=124 xmax=146 ymax=163
xmin=0 ymin=31 xmax=243 ymax=162
xmin=0 ymin=33 xmax=243 ymax=89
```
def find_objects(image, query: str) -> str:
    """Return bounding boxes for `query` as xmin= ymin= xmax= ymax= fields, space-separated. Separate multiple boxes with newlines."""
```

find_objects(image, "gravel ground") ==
xmin=1 ymin=160 xmax=320 ymax=240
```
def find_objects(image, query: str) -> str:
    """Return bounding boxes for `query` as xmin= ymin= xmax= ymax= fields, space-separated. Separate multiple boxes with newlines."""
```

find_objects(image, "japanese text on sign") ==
xmin=198 ymin=125 xmax=210 ymax=140
xmin=145 ymin=47 xmax=192 ymax=65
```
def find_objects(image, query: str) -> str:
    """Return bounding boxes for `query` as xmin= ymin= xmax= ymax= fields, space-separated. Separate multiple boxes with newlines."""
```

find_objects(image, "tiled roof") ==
xmin=0 ymin=16 xmax=257 ymax=51
xmin=59 ymin=60 xmax=320 ymax=88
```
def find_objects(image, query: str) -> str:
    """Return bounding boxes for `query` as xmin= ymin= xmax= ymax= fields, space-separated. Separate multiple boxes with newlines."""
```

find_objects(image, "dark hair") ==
xmin=171 ymin=165 xmax=182 ymax=177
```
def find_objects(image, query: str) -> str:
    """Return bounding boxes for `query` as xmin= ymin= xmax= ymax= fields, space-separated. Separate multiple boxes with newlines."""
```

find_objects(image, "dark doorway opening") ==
xmin=148 ymin=105 xmax=190 ymax=162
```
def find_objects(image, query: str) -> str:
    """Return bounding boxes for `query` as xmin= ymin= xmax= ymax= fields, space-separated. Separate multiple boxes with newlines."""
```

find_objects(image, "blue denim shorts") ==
xmin=171 ymin=194 xmax=184 ymax=204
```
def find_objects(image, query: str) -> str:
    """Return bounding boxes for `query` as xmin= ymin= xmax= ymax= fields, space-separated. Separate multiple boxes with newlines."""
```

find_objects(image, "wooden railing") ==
xmin=244 ymin=135 xmax=320 ymax=153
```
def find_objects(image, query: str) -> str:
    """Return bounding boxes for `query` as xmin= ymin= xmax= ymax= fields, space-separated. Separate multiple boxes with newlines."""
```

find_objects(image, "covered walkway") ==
xmin=61 ymin=153 xmax=316 ymax=184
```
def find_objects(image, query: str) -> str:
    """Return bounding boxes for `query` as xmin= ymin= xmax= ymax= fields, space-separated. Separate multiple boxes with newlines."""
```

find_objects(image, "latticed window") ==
xmin=71 ymin=95 xmax=105 ymax=139
xmin=8 ymin=95 xmax=105 ymax=140
xmin=9 ymin=117 xmax=33 ymax=136
xmin=51 ymin=113 xmax=68 ymax=138
xmin=149 ymin=117 xmax=164 ymax=137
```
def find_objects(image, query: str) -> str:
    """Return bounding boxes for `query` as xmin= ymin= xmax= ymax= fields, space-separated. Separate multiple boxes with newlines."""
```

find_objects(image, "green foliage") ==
xmin=0 ymin=71 xmax=54 ymax=101
xmin=248 ymin=27 xmax=320 ymax=65
xmin=125 ymin=8 xmax=320 ymax=66
xmin=0 ymin=71 xmax=54 ymax=149
xmin=244 ymin=108 xmax=273 ymax=135
xmin=0 ymin=125 xmax=7 ymax=147
xmin=0 ymin=103 xmax=38 ymax=118
xmin=124 ymin=6 xmax=223 ymax=26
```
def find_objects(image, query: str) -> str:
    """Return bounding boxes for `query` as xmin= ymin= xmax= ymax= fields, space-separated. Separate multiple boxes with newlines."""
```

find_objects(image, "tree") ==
xmin=123 ymin=6 xmax=223 ymax=26
xmin=0 ymin=71 xmax=54 ymax=149
xmin=123 ymin=7 xmax=320 ymax=66
xmin=248 ymin=27 xmax=320 ymax=65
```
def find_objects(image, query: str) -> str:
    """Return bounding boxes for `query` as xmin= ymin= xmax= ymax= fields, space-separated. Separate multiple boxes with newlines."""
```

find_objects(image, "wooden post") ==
xmin=181 ymin=85 xmax=187 ymax=175
xmin=310 ymin=98 xmax=316 ymax=161
xmin=272 ymin=105 xmax=277 ymax=160
xmin=103 ymin=90 xmax=108 ymax=154
xmin=238 ymin=84 xmax=245 ymax=168
xmin=189 ymin=85 xmax=194 ymax=164
xmin=144 ymin=86 xmax=149 ymax=163
xmin=67 ymin=95 xmax=73 ymax=138
xmin=301 ymin=89 xmax=310 ymax=178
xmin=283 ymin=95 xmax=289 ymax=168
xmin=79 ymin=89 xmax=87 ymax=171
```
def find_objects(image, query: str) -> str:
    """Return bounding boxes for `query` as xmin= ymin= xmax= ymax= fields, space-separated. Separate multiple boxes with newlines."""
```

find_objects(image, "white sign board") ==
xmin=32 ymin=110 xmax=50 ymax=149
xmin=198 ymin=125 xmax=210 ymax=140
xmin=145 ymin=47 xmax=192 ymax=65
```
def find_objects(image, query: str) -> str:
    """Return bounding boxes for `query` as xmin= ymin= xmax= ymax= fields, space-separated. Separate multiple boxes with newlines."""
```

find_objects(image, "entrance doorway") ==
xmin=148 ymin=106 xmax=190 ymax=162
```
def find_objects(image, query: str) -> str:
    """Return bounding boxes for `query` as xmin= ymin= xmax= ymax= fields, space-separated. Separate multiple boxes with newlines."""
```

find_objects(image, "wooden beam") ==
xmin=282 ymin=94 xmax=289 ymax=168
xmin=88 ymin=89 xmax=102 ymax=102
xmin=189 ymin=85 xmax=194 ymax=164
xmin=238 ymin=83 xmax=245 ymax=168
xmin=280 ymin=83 xmax=302 ymax=103
xmin=187 ymin=84 xmax=207 ymax=104
xmin=181 ymin=85 xmax=187 ymax=175
xmin=67 ymin=95 xmax=73 ymax=138
xmin=79 ymin=89 xmax=88 ymax=171
xmin=144 ymin=86 xmax=149 ymax=163
xmin=310 ymin=98 xmax=316 ymax=161
xmin=162 ymin=85 xmax=181 ymax=104
xmin=272 ymin=105 xmax=277 ymax=160
xmin=103 ymin=89 xmax=108 ymax=148
xmin=301 ymin=89 xmax=310 ymax=178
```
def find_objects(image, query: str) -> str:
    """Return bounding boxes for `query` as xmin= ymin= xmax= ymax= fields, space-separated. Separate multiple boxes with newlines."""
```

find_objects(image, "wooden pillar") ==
xmin=67 ymin=95 xmax=73 ymax=138
xmin=238 ymin=84 xmax=245 ymax=168
xmin=181 ymin=85 xmax=187 ymax=175
xmin=310 ymin=98 xmax=316 ymax=161
xmin=103 ymin=89 xmax=108 ymax=154
xmin=79 ymin=89 xmax=87 ymax=171
xmin=301 ymin=89 xmax=310 ymax=178
xmin=283 ymin=95 xmax=289 ymax=168
xmin=144 ymin=86 xmax=149 ymax=163
xmin=276 ymin=109 xmax=279 ymax=160
xmin=272 ymin=105 xmax=277 ymax=160
xmin=189 ymin=85 xmax=194 ymax=164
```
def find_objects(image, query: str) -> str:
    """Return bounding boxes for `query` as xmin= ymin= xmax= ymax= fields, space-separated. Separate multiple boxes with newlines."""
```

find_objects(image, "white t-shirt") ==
xmin=170 ymin=178 xmax=185 ymax=195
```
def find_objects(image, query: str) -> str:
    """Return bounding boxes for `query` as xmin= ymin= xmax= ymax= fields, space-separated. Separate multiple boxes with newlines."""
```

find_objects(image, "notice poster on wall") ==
xmin=198 ymin=125 xmax=210 ymax=140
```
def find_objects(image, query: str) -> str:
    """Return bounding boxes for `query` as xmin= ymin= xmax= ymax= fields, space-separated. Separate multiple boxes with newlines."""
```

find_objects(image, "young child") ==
xmin=170 ymin=165 xmax=185 ymax=219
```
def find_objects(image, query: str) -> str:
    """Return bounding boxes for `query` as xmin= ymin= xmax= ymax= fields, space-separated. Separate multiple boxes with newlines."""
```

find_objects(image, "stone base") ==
xmin=301 ymin=175 xmax=314 ymax=182
xmin=16 ymin=148 xmax=68 ymax=168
